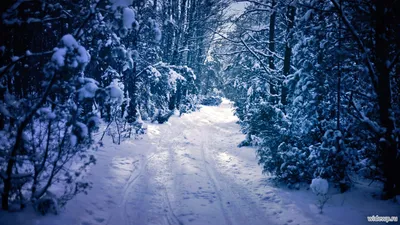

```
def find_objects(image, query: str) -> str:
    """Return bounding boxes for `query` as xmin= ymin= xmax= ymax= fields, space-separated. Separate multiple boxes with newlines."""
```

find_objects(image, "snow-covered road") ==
xmin=4 ymin=99 xmax=397 ymax=225
xmin=113 ymin=100 xmax=273 ymax=225
xmin=104 ymin=99 xmax=283 ymax=225
xmin=18 ymin=99 xmax=312 ymax=225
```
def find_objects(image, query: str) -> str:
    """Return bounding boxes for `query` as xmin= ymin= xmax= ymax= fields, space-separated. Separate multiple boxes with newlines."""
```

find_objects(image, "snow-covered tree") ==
xmin=216 ymin=0 xmax=400 ymax=197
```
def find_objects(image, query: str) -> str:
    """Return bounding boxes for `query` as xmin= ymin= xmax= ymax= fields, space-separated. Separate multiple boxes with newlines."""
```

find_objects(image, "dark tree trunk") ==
xmin=281 ymin=5 xmax=296 ymax=106
xmin=375 ymin=0 xmax=398 ymax=198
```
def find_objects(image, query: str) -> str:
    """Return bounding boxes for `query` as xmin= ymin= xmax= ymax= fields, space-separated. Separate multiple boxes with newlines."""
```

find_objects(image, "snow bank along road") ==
xmin=6 ymin=100 xmax=346 ymax=225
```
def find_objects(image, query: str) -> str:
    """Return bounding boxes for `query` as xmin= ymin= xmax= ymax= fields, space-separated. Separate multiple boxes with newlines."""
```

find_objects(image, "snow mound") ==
xmin=123 ymin=7 xmax=135 ymax=29
xmin=310 ymin=178 xmax=329 ymax=195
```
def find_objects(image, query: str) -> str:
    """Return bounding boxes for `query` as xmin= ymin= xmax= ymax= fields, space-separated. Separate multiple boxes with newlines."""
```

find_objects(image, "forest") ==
xmin=0 ymin=0 xmax=399 ymax=224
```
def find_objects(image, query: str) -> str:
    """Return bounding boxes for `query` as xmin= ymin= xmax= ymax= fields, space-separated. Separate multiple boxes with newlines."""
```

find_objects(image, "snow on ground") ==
xmin=1 ymin=99 xmax=399 ymax=225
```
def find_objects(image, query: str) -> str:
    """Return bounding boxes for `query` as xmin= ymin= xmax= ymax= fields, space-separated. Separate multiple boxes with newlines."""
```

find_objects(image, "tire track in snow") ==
xmin=200 ymin=141 xmax=233 ymax=225
xmin=105 ymin=152 xmax=157 ymax=225
xmin=119 ymin=123 xmax=186 ymax=225
xmin=162 ymin=127 xmax=187 ymax=225
xmin=197 ymin=114 xmax=275 ymax=225
xmin=163 ymin=186 xmax=184 ymax=225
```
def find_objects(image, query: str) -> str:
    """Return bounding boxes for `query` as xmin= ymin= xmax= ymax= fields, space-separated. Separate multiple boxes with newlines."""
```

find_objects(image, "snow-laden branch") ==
xmin=330 ymin=0 xmax=378 ymax=91
xmin=233 ymin=8 xmax=274 ymax=23
xmin=388 ymin=50 xmax=400 ymax=73
xmin=206 ymin=28 xmax=241 ymax=44
xmin=345 ymin=92 xmax=382 ymax=134
xmin=0 ymin=50 xmax=54 ymax=80
xmin=74 ymin=0 xmax=104 ymax=39
xmin=296 ymin=3 xmax=336 ymax=13
xmin=3 ymin=15 xmax=68 ymax=25
xmin=246 ymin=32 xmax=285 ymax=61
xmin=238 ymin=0 xmax=272 ymax=8
xmin=240 ymin=38 xmax=280 ymax=87
xmin=214 ymin=50 xmax=249 ymax=56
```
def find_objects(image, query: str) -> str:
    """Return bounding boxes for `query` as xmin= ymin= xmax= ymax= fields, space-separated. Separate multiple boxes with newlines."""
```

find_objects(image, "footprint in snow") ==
xmin=106 ymin=199 xmax=116 ymax=205
xmin=94 ymin=218 xmax=105 ymax=223
xmin=262 ymin=196 xmax=271 ymax=201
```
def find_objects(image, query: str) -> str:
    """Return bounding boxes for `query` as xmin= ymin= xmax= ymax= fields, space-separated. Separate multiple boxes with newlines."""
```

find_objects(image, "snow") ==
xmin=168 ymin=69 xmax=185 ymax=86
xmin=122 ymin=7 xmax=135 ymax=29
xmin=51 ymin=48 xmax=67 ymax=67
xmin=70 ymin=134 xmax=77 ymax=146
xmin=247 ymin=86 xmax=253 ymax=96
xmin=153 ymin=23 xmax=162 ymax=41
xmin=52 ymin=34 xmax=89 ymax=68
xmin=37 ymin=107 xmax=56 ymax=120
xmin=1 ymin=100 xmax=399 ymax=225
xmin=149 ymin=66 xmax=162 ymax=78
xmin=61 ymin=34 xmax=79 ymax=49
xmin=107 ymin=83 xmax=123 ymax=99
xmin=303 ymin=9 xmax=313 ymax=21
xmin=0 ymin=105 xmax=11 ymax=117
xmin=77 ymin=46 xmax=89 ymax=64
xmin=105 ymin=39 xmax=112 ymax=47
xmin=78 ymin=82 xmax=99 ymax=100
xmin=310 ymin=178 xmax=329 ymax=195
xmin=75 ymin=122 xmax=88 ymax=138
xmin=110 ymin=0 xmax=133 ymax=9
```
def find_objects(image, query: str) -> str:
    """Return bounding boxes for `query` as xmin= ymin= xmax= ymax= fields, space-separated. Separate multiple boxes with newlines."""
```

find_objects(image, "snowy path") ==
xmin=104 ymin=99 xmax=281 ymax=225
xmin=11 ymin=99 xmax=311 ymax=225
xmin=5 ymin=99 xmax=397 ymax=225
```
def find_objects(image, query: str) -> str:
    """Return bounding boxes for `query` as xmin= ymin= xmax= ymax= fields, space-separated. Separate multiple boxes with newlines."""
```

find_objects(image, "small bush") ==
xmin=201 ymin=96 xmax=222 ymax=106
xmin=34 ymin=197 xmax=59 ymax=215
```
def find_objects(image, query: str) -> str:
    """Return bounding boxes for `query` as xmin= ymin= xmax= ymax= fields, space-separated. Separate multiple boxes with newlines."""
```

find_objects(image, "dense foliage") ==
xmin=215 ymin=0 xmax=400 ymax=197
xmin=0 ymin=0 xmax=224 ymax=212
xmin=1 ymin=0 xmax=399 ymax=216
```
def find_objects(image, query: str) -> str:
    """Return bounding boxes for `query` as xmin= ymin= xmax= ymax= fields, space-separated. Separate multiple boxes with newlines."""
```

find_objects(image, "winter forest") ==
xmin=0 ymin=0 xmax=399 ymax=224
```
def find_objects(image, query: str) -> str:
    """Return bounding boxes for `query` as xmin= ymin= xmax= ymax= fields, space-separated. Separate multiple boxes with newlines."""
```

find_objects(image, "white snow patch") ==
xmin=168 ymin=69 xmax=185 ymax=85
xmin=61 ymin=34 xmax=79 ymax=49
xmin=122 ymin=7 xmax=135 ymax=29
xmin=107 ymin=82 xmax=123 ymax=99
xmin=310 ymin=178 xmax=329 ymax=195
xmin=75 ymin=122 xmax=88 ymax=138
xmin=78 ymin=82 xmax=98 ymax=100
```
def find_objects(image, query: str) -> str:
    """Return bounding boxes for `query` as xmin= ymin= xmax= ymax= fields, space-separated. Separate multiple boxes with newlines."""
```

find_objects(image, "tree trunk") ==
xmin=375 ymin=0 xmax=398 ymax=198
xmin=268 ymin=0 xmax=277 ymax=100
xmin=281 ymin=5 xmax=296 ymax=106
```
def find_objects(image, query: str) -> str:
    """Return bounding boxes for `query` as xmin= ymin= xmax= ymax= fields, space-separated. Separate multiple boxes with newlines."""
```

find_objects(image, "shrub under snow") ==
xmin=310 ymin=178 xmax=329 ymax=195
